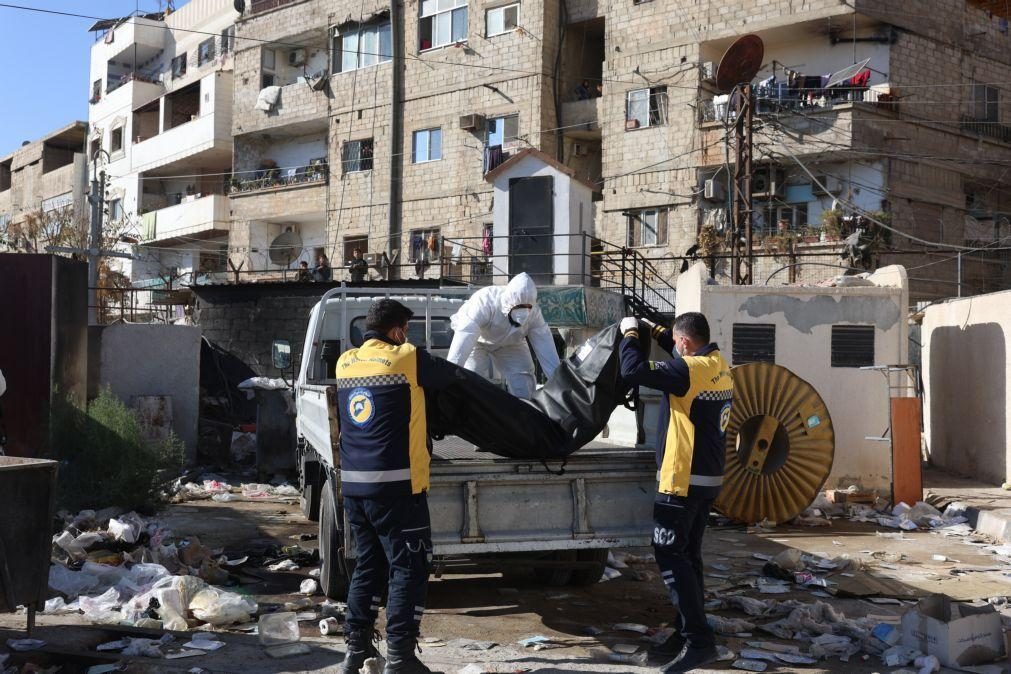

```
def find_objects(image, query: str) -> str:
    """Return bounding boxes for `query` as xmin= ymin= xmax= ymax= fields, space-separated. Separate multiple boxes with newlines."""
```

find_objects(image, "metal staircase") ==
xmin=592 ymin=242 xmax=677 ymax=325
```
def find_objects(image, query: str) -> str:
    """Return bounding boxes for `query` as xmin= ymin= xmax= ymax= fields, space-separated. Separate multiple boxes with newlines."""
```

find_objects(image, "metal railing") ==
xmin=960 ymin=115 xmax=1011 ymax=144
xmin=228 ymin=163 xmax=329 ymax=194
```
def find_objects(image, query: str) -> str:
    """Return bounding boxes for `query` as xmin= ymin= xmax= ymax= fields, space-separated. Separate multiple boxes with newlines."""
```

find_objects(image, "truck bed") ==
xmin=431 ymin=436 xmax=651 ymax=462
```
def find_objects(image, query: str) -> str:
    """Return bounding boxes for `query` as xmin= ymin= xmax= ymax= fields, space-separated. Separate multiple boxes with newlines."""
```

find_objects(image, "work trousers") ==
xmin=464 ymin=342 xmax=536 ymax=399
xmin=345 ymin=493 xmax=433 ymax=648
xmin=652 ymin=493 xmax=716 ymax=648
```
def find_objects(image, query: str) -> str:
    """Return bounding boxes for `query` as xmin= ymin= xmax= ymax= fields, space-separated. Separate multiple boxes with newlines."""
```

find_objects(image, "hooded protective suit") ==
xmin=447 ymin=273 xmax=560 ymax=399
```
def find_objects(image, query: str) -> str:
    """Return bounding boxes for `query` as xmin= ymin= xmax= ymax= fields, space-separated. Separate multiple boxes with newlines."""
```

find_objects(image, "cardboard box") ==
xmin=901 ymin=594 xmax=1004 ymax=670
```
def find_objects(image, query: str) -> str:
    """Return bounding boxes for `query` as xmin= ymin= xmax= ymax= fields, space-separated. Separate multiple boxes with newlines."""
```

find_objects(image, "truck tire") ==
xmin=300 ymin=459 xmax=321 ymax=522
xmin=533 ymin=550 xmax=576 ymax=586
xmin=319 ymin=479 xmax=353 ymax=600
xmin=569 ymin=548 xmax=609 ymax=586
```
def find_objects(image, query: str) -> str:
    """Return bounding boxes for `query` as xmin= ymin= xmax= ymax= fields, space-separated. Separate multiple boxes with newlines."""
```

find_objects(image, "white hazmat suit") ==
xmin=447 ymin=273 xmax=560 ymax=399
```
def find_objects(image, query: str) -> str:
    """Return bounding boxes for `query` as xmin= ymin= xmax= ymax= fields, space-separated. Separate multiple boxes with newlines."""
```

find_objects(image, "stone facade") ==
xmin=223 ymin=0 xmax=1011 ymax=301
xmin=0 ymin=122 xmax=89 ymax=247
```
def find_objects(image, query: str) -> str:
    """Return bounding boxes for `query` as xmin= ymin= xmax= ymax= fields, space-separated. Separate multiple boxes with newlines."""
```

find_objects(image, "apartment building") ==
xmin=0 ymin=122 xmax=89 ymax=252
xmin=87 ymin=1 xmax=239 ymax=289
xmin=229 ymin=0 xmax=1011 ymax=300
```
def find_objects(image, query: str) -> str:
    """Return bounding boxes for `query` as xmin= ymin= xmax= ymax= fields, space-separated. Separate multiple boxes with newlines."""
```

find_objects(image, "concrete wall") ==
xmin=922 ymin=290 xmax=1011 ymax=485
xmin=676 ymin=262 xmax=909 ymax=491
xmin=97 ymin=324 xmax=202 ymax=457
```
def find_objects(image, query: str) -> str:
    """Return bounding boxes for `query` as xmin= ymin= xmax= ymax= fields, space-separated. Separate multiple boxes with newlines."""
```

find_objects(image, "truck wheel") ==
xmin=533 ymin=550 xmax=576 ymax=586
xmin=319 ymin=479 xmax=352 ymax=600
xmin=300 ymin=459 xmax=321 ymax=522
xmin=569 ymin=548 xmax=609 ymax=586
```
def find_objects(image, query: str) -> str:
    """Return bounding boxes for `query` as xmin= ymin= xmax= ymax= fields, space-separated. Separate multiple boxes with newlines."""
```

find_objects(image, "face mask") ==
xmin=392 ymin=327 xmax=407 ymax=345
xmin=509 ymin=308 xmax=531 ymax=327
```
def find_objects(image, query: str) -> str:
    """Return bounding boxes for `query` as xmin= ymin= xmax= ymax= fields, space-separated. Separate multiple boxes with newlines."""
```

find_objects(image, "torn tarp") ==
xmin=426 ymin=324 xmax=637 ymax=460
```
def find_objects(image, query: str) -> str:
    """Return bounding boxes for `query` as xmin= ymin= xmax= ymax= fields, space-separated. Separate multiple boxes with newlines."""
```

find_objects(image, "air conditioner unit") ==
xmin=812 ymin=175 xmax=844 ymax=196
xmin=752 ymin=168 xmax=786 ymax=199
xmin=459 ymin=113 xmax=485 ymax=131
xmin=704 ymin=178 xmax=725 ymax=201
xmin=288 ymin=48 xmax=307 ymax=67
xmin=701 ymin=61 xmax=717 ymax=83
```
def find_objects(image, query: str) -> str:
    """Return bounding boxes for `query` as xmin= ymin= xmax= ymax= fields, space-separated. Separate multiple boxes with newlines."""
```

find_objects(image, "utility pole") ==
xmin=47 ymin=150 xmax=132 ymax=324
xmin=731 ymin=84 xmax=755 ymax=285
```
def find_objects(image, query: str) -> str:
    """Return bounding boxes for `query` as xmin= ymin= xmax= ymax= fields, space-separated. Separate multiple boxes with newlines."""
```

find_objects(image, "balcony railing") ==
xmin=107 ymin=71 xmax=162 ymax=95
xmin=229 ymin=162 xmax=329 ymax=194
xmin=960 ymin=115 xmax=1011 ymax=144
xmin=699 ymin=84 xmax=897 ymax=124
xmin=250 ymin=0 xmax=300 ymax=14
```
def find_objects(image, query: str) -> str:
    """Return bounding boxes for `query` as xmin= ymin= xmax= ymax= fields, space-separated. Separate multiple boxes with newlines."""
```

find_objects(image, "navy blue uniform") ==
xmin=336 ymin=331 xmax=456 ymax=648
xmin=619 ymin=323 xmax=733 ymax=650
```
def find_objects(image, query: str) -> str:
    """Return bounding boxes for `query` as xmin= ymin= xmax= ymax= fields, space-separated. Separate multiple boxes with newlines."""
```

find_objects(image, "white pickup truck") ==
xmin=277 ymin=286 xmax=656 ymax=599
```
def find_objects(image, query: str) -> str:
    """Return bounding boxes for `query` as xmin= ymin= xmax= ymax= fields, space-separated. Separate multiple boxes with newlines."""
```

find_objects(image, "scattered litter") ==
xmin=611 ymin=643 xmax=639 ymax=654
xmin=299 ymin=578 xmax=318 ymax=595
xmin=612 ymin=622 xmax=649 ymax=634
xmin=598 ymin=567 xmax=621 ymax=582
xmin=319 ymin=617 xmax=341 ymax=636
xmin=518 ymin=635 xmax=554 ymax=650
xmin=731 ymin=658 xmax=767 ymax=671
xmin=6 ymin=638 xmax=46 ymax=651
xmin=183 ymin=633 xmax=225 ymax=651
xmin=607 ymin=652 xmax=648 ymax=665
xmin=447 ymin=639 xmax=497 ymax=651
xmin=716 ymin=644 xmax=736 ymax=661
xmin=267 ymin=559 xmax=300 ymax=572
xmin=457 ymin=666 xmax=485 ymax=674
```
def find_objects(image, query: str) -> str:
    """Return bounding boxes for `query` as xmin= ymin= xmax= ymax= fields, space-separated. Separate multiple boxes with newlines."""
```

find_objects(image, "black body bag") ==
xmin=426 ymin=323 xmax=642 ymax=460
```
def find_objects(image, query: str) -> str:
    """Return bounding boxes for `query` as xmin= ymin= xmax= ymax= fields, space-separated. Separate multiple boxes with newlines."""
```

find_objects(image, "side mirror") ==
xmin=272 ymin=339 xmax=292 ymax=370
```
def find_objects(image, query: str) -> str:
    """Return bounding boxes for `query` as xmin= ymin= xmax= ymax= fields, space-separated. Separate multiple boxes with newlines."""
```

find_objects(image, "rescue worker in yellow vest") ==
xmin=335 ymin=299 xmax=458 ymax=674
xmin=618 ymin=312 xmax=733 ymax=673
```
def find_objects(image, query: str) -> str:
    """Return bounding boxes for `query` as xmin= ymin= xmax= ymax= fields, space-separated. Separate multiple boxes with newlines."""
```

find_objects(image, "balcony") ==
xmin=93 ymin=77 xmax=163 ymax=114
xmin=561 ymin=97 xmax=602 ymax=138
xmin=250 ymin=0 xmax=301 ymax=14
xmin=132 ymin=113 xmax=231 ymax=173
xmin=143 ymin=194 xmax=230 ymax=244
xmin=960 ymin=116 xmax=1011 ymax=144
xmin=229 ymin=161 xmax=328 ymax=195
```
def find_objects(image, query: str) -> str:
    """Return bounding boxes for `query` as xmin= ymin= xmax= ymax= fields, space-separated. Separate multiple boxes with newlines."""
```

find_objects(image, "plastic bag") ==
xmin=49 ymin=563 xmax=101 ymax=599
xmin=79 ymin=587 xmax=121 ymax=624
xmin=189 ymin=587 xmax=257 ymax=626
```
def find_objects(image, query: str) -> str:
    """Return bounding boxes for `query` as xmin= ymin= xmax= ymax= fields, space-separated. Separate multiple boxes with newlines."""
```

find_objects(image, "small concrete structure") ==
xmin=485 ymin=149 xmax=596 ymax=285
xmin=674 ymin=263 xmax=909 ymax=492
xmin=97 ymin=323 xmax=201 ymax=458
xmin=922 ymin=290 xmax=1011 ymax=485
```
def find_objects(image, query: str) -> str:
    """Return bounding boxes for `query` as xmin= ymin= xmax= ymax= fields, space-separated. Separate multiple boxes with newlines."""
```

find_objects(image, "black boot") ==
xmin=660 ymin=644 xmax=719 ymax=673
xmin=382 ymin=639 xmax=443 ymax=674
xmin=341 ymin=628 xmax=381 ymax=674
xmin=648 ymin=630 xmax=686 ymax=661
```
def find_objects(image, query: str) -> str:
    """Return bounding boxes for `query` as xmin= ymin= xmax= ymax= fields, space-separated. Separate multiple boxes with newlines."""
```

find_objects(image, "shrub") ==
xmin=50 ymin=388 xmax=184 ymax=512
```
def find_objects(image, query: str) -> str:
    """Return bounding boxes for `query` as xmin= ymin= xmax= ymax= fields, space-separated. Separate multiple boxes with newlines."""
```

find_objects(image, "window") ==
xmin=110 ymin=127 xmax=124 ymax=153
xmin=89 ymin=137 xmax=101 ymax=160
xmin=412 ymin=128 xmax=443 ymax=162
xmin=261 ymin=48 xmax=276 ymax=88
xmin=350 ymin=317 xmax=454 ymax=349
xmin=198 ymin=38 xmax=216 ymax=65
xmin=419 ymin=0 xmax=468 ymax=50
xmin=42 ymin=192 xmax=73 ymax=214
xmin=732 ymin=324 xmax=776 ymax=364
xmin=971 ymin=84 xmax=999 ymax=123
xmin=409 ymin=228 xmax=441 ymax=262
xmin=831 ymin=325 xmax=875 ymax=367
xmin=90 ymin=79 xmax=102 ymax=104
xmin=343 ymin=236 xmax=368 ymax=263
xmin=342 ymin=138 xmax=374 ymax=172
xmin=221 ymin=26 xmax=235 ymax=54
xmin=626 ymin=208 xmax=668 ymax=247
xmin=171 ymin=54 xmax=187 ymax=79
xmin=334 ymin=21 xmax=392 ymax=72
xmin=626 ymin=86 xmax=668 ymax=128
xmin=486 ymin=114 xmax=519 ymax=148
xmin=633 ymin=0 xmax=653 ymax=3
xmin=758 ymin=202 xmax=809 ymax=234
xmin=486 ymin=3 xmax=519 ymax=36
xmin=107 ymin=199 xmax=124 ymax=222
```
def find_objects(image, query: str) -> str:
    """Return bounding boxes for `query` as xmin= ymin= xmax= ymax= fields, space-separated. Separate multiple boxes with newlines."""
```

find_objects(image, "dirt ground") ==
xmin=2 ymin=496 xmax=1010 ymax=673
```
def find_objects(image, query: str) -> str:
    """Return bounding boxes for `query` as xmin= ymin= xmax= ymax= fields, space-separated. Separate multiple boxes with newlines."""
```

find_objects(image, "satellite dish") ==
xmin=234 ymin=0 xmax=245 ymax=14
xmin=268 ymin=230 xmax=303 ymax=267
xmin=825 ymin=57 xmax=871 ymax=89
xmin=715 ymin=34 xmax=765 ymax=93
